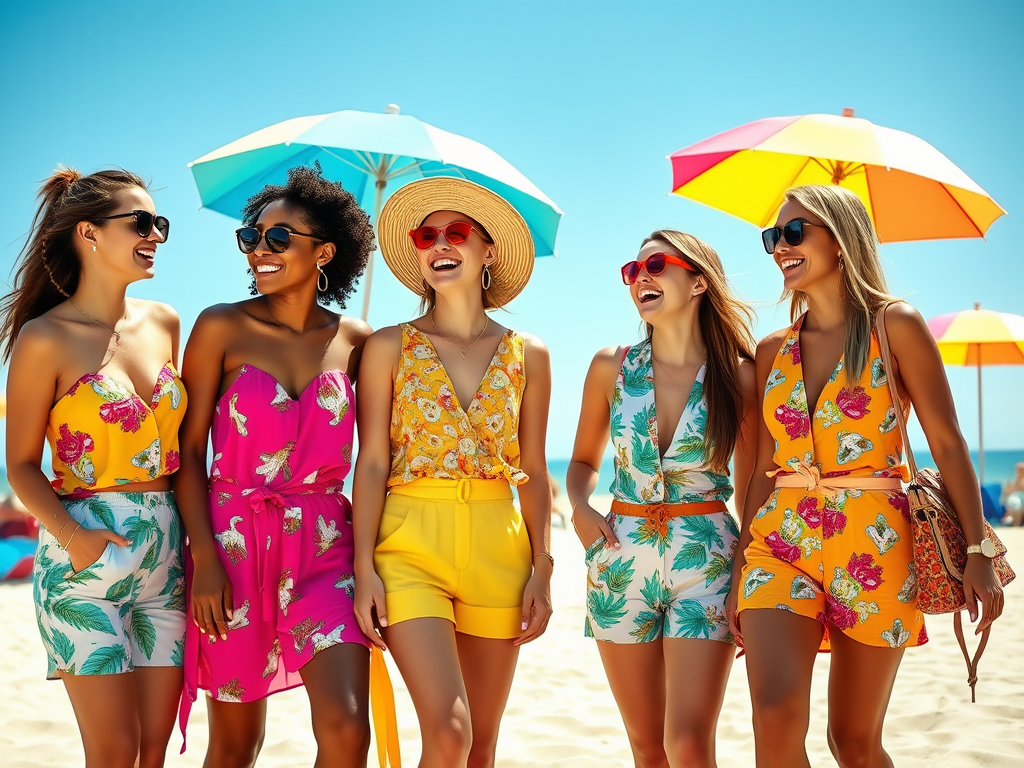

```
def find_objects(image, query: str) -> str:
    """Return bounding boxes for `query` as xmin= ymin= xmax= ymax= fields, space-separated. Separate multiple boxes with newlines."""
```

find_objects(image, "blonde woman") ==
xmin=730 ymin=185 xmax=1005 ymax=768
xmin=568 ymin=231 xmax=757 ymax=768
xmin=352 ymin=178 xmax=553 ymax=768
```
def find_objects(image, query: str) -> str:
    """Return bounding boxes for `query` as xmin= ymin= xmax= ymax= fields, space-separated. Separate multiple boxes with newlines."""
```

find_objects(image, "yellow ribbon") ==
xmin=370 ymin=645 xmax=402 ymax=767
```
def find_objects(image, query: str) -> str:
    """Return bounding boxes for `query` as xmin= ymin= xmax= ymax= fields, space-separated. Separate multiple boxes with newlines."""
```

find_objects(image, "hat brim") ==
xmin=377 ymin=178 xmax=535 ymax=308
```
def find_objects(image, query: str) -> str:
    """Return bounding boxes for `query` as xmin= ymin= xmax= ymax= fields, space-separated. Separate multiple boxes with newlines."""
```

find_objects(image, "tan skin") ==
xmin=352 ymin=209 xmax=553 ymax=768
xmin=727 ymin=200 xmax=1005 ymax=768
xmin=6 ymin=187 xmax=181 ymax=768
xmin=567 ymin=240 xmax=757 ymax=768
xmin=175 ymin=200 xmax=372 ymax=768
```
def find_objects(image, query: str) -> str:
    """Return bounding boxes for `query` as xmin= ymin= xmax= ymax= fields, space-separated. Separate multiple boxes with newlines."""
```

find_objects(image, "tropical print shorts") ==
xmin=33 ymin=491 xmax=185 ymax=678
xmin=584 ymin=510 xmax=738 ymax=644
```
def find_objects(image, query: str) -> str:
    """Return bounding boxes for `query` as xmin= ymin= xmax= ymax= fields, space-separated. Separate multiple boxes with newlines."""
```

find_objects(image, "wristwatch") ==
xmin=966 ymin=538 xmax=996 ymax=558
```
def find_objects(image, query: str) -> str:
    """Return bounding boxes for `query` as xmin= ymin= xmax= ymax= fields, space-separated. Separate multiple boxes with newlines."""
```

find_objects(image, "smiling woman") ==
xmin=0 ymin=166 xmax=187 ymax=768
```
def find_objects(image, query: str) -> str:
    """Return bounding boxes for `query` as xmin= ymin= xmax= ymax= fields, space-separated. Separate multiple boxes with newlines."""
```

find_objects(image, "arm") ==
xmin=884 ymin=302 xmax=1004 ymax=630
xmin=5 ymin=321 xmax=128 ymax=572
xmin=727 ymin=331 xmax=788 ymax=644
xmin=513 ymin=334 xmax=554 ymax=646
xmin=731 ymin=356 xmax=759 ymax=529
xmin=566 ymin=347 xmax=621 ymax=549
xmin=176 ymin=307 xmax=233 ymax=642
xmin=351 ymin=327 xmax=401 ymax=650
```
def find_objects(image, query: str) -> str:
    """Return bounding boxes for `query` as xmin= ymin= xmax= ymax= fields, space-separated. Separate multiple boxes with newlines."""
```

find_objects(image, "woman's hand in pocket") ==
xmin=65 ymin=525 xmax=130 ymax=574
xmin=571 ymin=501 xmax=619 ymax=551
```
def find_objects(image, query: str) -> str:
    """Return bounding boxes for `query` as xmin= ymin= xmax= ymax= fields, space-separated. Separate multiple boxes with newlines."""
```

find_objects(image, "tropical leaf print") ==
xmin=609 ymin=409 xmax=625 ymax=440
xmin=621 ymin=361 xmax=653 ymax=397
xmin=673 ymin=542 xmax=707 ymax=570
xmin=673 ymin=599 xmax=716 ymax=639
xmin=86 ymin=499 xmax=116 ymax=531
xmin=80 ymin=645 xmax=129 ymax=675
xmin=614 ymin=459 xmax=638 ymax=500
xmin=630 ymin=611 xmax=663 ymax=643
xmin=628 ymin=516 xmax=671 ymax=556
xmin=685 ymin=380 xmax=704 ymax=412
xmin=601 ymin=555 xmax=636 ymax=594
xmin=640 ymin=572 xmax=672 ymax=612
xmin=680 ymin=514 xmax=724 ymax=551
xmin=105 ymin=574 xmax=135 ymax=602
xmin=704 ymin=552 xmax=732 ymax=588
xmin=670 ymin=428 xmax=706 ymax=465
xmin=836 ymin=431 xmax=873 ymax=465
xmin=630 ymin=432 xmax=660 ymax=479
xmin=171 ymin=637 xmax=185 ymax=667
xmin=140 ymin=541 xmax=160 ymax=573
xmin=587 ymin=589 xmax=628 ymax=629
xmin=131 ymin=611 xmax=157 ymax=659
xmin=50 ymin=627 xmax=75 ymax=664
xmin=815 ymin=400 xmax=843 ymax=429
xmin=50 ymin=597 xmax=116 ymax=634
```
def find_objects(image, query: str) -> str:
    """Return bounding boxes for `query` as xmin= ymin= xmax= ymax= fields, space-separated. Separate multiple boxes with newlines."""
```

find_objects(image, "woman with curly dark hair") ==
xmin=175 ymin=164 xmax=391 ymax=768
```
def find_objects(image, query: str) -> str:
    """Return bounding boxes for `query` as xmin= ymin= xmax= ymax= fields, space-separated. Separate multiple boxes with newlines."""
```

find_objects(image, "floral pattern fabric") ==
xmin=46 ymin=364 xmax=186 ymax=496
xmin=586 ymin=343 xmax=738 ymax=644
xmin=388 ymin=324 xmax=527 ymax=487
xmin=32 ymin=492 xmax=185 ymax=679
xmin=737 ymin=315 xmax=927 ymax=650
xmin=180 ymin=365 xmax=369 ymax=738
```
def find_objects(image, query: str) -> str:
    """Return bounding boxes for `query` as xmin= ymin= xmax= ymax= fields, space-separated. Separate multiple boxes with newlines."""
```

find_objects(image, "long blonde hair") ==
xmin=643 ymin=231 xmax=756 ymax=474
xmin=783 ymin=185 xmax=898 ymax=382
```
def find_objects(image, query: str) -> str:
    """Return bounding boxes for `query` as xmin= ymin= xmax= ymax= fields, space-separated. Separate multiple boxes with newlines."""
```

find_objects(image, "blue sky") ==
xmin=1 ymin=0 xmax=1022 ymax=464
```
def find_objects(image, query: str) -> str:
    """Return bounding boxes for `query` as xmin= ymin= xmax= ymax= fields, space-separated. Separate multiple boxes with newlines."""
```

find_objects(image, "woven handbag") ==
xmin=875 ymin=304 xmax=1015 ymax=701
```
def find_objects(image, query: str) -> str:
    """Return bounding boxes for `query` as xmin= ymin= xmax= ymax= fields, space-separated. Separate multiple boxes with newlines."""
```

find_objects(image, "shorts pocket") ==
xmin=583 ymin=536 xmax=607 ymax=564
xmin=375 ymin=497 xmax=422 ymax=551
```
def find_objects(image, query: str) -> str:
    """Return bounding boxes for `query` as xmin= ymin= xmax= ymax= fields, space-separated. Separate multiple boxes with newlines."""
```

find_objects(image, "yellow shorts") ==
xmin=374 ymin=478 xmax=532 ymax=639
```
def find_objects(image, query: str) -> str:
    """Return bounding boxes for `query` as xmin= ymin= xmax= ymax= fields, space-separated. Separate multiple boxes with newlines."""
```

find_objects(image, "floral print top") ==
xmin=46 ymin=363 xmax=187 ymax=496
xmin=388 ymin=323 xmax=527 ymax=487
xmin=609 ymin=343 xmax=733 ymax=504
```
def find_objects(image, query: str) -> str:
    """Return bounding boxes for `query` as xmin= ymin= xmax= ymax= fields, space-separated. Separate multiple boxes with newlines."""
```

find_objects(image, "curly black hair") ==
xmin=241 ymin=162 xmax=375 ymax=308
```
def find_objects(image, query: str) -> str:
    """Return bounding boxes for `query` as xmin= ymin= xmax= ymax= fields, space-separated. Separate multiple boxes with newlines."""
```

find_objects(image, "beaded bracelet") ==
xmin=533 ymin=551 xmax=555 ymax=568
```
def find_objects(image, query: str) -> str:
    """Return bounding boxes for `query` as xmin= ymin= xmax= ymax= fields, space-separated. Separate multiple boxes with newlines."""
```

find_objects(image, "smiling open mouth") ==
xmin=255 ymin=264 xmax=282 ymax=274
xmin=780 ymin=258 xmax=805 ymax=271
xmin=638 ymin=287 xmax=662 ymax=303
xmin=431 ymin=258 xmax=461 ymax=272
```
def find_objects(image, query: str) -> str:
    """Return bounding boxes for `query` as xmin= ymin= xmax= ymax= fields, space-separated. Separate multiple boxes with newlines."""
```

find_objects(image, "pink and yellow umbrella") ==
xmin=928 ymin=303 xmax=1024 ymax=482
xmin=669 ymin=109 xmax=1005 ymax=242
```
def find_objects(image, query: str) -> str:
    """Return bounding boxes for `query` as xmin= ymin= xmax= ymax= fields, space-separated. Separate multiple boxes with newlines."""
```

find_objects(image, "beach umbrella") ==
xmin=668 ymin=109 xmax=1004 ymax=242
xmin=928 ymin=303 xmax=1024 ymax=483
xmin=189 ymin=104 xmax=562 ymax=320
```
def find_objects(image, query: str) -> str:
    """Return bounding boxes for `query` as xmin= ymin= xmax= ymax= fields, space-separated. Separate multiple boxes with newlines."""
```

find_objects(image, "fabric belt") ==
xmin=610 ymin=499 xmax=727 ymax=523
xmin=769 ymin=462 xmax=903 ymax=500
xmin=388 ymin=476 xmax=512 ymax=503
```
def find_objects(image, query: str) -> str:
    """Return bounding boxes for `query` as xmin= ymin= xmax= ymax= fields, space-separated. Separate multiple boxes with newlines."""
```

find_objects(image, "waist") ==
xmin=388 ymin=477 xmax=512 ymax=502
xmin=611 ymin=499 xmax=727 ymax=518
xmin=770 ymin=466 xmax=903 ymax=496
xmin=210 ymin=477 xmax=346 ymax=499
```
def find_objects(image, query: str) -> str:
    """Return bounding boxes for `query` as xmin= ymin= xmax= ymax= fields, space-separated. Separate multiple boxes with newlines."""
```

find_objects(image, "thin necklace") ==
xmin=652 ymin=352 xmax=706 ymax=390
xmin=430 ymin=311 xmax=488 ymax=359
xmin=265 ymin=296 xmax=324 ymax=333
xmin=69 ymin=299 xmax=127 ymax=342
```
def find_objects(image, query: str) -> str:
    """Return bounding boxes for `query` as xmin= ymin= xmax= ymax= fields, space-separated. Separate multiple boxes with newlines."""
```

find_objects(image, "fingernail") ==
xmin=221 ymin=634 xmax=227 ymax=641
xmin=521 ymin=621 xmax=528 ymax=630
xmin=614 ymin=543 xmax=621 ymax=550
xmin=380 ymin=618 xmax=388 ymax=627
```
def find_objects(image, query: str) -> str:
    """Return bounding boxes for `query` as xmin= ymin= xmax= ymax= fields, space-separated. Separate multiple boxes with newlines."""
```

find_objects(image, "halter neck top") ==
xmin=46 ymin=363 xmax=187 ymax=496
xmin=609 ymin=343 xmax=733 ymax=504
xmin=389 ymin=323 xmax=528 ymax=487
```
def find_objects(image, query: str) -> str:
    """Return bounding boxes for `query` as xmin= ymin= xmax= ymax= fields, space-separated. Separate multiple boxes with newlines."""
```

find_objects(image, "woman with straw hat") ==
xmin=352 ymin=177 xmax=553 ymax=767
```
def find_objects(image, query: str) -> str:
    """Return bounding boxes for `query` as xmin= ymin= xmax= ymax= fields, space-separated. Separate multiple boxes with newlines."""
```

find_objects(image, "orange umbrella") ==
xmin=928 ymin=303 xmax=1024 ymax=482
xmin=669 ymin=109 xmax=1005 ymax=242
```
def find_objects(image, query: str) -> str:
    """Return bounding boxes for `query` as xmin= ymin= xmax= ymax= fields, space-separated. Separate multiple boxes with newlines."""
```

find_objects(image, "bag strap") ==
xmin=873 ymin=303 xmax=920 ymax=477
xmin=953 ymin=613 xmax=991 ymax=703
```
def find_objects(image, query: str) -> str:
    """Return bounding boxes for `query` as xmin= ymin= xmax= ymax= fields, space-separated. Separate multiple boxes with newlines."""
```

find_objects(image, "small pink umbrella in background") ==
xmin=928 ymin=303 xmax=1024 ymax=483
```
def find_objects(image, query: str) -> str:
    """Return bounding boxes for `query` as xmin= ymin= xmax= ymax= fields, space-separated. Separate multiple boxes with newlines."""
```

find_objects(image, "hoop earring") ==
xmin=317 ymin=265 xmax=328 ymax=292
xmin=482 ymin=264 xmax=492 ymax=291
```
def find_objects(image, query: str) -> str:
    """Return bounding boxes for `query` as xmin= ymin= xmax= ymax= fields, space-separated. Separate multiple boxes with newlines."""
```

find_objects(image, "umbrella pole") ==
xmin=977 ymin=360 xmax=985 ymax=485
xmin=361 ymin=157 xmax=390 ymax=322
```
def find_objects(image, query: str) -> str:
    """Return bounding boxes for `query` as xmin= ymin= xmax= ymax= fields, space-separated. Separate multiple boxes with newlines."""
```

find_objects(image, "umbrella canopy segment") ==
xmin=189 ymin=106 xmax=563 ymax=320
xmin=669 ymin=111 xmax=1005 ymax=243
xmin=928 ymin=303 xmax=1024 ymax=483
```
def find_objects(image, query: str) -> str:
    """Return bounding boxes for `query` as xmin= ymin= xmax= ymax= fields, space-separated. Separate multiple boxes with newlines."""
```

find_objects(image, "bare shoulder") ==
xmin=335 ymin=313 xmax=373 ymax=346
xmin=364 ymin=324 xmax=404 ymax=354
xmin=880 ymin=301 xmax=927 ymax=336
xmin=129 ymin=298 xmax=180 ymax=331
xmin=12 ymin=313 xmax=66 ymax=357
xmin=188 ymin=303 xmax=248 ymax=342
xmin=756 ymin=327 xmax=790 ymax=361
xmin=517 ymin=331 xmax=549 ymax=355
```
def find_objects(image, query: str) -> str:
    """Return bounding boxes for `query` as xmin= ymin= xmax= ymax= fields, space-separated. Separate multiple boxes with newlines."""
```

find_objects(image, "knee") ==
xmin=751 ymin=688 xmax=810 ymax=747
xmin=424 ymin=716 xmax=472 ymax=765
xmin=206 ymin=729 xmax=264 ymax=768
xmin=664 ymin=726 xmax=713 ymax=768
xmin=85 ymin=727 xmax=140 ymax=768
xmin=312 ymin=699 xmax=370 ymax=755
xmin=628 ymin=733 xmax=668 ymax=768
xmin=828 ymin=724 xmax=883 ymax=768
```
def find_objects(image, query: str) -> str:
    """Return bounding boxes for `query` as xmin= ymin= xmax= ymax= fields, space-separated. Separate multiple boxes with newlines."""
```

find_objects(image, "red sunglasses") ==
xmin=621 ymin=252 xmax=695 ymax=285
xmin=408 ymin=221 xmax=486 ymax=250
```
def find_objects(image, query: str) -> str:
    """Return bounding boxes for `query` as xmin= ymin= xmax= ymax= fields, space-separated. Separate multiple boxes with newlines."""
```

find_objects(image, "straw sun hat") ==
xmin=377 ymin=178 xmax=535 ymax=308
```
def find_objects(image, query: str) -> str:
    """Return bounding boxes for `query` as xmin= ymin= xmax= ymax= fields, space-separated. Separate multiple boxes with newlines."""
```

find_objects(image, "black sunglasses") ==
xmin=235 ymin=226 xmax=322 ymax=254
xmin=94 ymin=210 xmax=170 ymax=241
xmin=761 ymin=219 xmax=829 ymax=254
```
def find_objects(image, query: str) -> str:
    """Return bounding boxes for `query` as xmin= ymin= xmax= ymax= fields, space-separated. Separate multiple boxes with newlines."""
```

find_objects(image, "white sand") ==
xmin=2 ymin=508 xmax=1022 ymax=767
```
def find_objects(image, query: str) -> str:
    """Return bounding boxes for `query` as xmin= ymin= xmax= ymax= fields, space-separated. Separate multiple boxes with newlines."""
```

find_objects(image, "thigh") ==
xmin=455 ymin=632 xmax=519 ymax=748
xmin=741 ymin=608 xmax=822 ymax=710
xmin=662 ymin=637 xmax=733 ymax=734
xmin=596 ymin=639 xmax=667 ymax=750
xmin=827 ymin=626 xmax=904 ymax=743
xmin=384 ymin=617 xmax=469 ymax=727
xmin=63 ymin=673 xmax=141 ymax=767
xmin=133 ymin=666 xmax=182 ymax=765
xmin=300 ymin=642 xmax=371 ymax=719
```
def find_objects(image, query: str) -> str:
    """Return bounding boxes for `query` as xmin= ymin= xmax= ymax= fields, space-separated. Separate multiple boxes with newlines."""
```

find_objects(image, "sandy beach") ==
xmin=2 ymin=501 xmax=1022 ymax=767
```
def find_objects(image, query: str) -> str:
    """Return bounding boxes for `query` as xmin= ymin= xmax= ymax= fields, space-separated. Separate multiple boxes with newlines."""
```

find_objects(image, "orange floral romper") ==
xmin=738 ymin=315 xmax=927 ymax=650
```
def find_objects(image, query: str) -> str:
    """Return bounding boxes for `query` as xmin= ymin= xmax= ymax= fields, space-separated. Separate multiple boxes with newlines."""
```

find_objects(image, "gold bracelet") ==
xmin=55 ymin=521 xmax=69 ymax=541
xmin=62 ymin=523 xmax=83 ymax=551
xmin=533 ymin=551 xmax=555 ymax=568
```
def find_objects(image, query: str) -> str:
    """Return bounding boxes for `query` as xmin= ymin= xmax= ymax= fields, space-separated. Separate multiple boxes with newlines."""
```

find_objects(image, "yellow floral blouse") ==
xmin=388 ymin=323 xmax=528 ymax=487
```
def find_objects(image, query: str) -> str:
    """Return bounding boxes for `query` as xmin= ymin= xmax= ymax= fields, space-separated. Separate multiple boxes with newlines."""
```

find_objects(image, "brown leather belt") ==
xmin=610 ymin=499 xmax=727 ymax=520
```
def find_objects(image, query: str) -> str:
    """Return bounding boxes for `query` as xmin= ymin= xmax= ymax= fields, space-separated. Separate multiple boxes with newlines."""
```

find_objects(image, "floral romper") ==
xmin=737 ymin=315 xmax=927 ymax=650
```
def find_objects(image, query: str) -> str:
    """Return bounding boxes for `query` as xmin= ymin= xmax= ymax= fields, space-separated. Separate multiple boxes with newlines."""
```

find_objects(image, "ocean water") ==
xmin=546 ymin=449 xmax=1024 ymax=497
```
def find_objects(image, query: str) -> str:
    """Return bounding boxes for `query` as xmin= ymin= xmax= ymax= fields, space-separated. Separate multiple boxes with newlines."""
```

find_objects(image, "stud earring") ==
xmin=482 ymin=264 xmax=492 ymax=291
xmin=838 ymin=253 xmax=845 ymax=270
xmin=92 ymin=245 xmax=97 ymax=253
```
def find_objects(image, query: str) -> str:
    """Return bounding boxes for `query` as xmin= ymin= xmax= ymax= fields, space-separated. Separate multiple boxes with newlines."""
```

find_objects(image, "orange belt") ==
xmin=610 ymin=499 xmax=727 ymax=519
